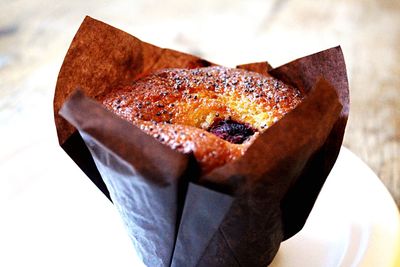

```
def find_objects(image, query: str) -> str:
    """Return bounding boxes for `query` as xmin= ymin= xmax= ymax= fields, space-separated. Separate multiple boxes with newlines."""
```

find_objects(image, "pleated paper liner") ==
xmin=54 ymin=16 xmax=349 ymax=267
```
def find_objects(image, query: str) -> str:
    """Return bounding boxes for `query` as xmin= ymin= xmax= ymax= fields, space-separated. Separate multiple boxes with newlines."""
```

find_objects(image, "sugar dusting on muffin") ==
xmin=99 ymin=66 xmax=303 ymax=173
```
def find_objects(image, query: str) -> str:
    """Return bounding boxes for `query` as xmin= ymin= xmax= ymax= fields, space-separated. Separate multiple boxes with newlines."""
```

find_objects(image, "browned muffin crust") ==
xmin=99 ymin=66 xmax=303 ymax=173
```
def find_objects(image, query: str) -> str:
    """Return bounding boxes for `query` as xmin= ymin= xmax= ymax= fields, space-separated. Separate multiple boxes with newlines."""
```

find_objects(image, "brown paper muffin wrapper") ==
xmin=54 ymin=16 xmax=349 ymax=267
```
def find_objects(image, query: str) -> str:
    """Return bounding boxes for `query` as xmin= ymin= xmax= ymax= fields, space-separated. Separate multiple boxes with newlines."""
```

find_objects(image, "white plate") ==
xmin=0 ymin=147 xmax=398 ymax=267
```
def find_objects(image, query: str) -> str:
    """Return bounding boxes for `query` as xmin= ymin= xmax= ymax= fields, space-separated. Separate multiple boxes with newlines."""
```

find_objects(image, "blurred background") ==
xmin=0 ymin=0 xmax=399 ymax=208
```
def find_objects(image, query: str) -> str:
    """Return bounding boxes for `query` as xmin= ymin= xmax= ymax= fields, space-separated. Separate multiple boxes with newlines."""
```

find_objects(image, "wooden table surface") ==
xmin=1 ymin=0 xmax=399 ymax=209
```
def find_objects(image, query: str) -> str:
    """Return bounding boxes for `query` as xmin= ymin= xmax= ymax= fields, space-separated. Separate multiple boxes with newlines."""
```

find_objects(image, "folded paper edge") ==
xmin=59 ymin=89 xmax=190 ymax=185
xmin=170 ymin=183 xmax=234 ymax=267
